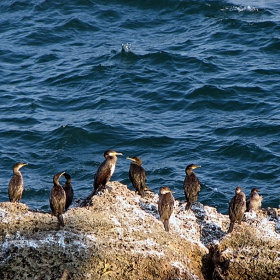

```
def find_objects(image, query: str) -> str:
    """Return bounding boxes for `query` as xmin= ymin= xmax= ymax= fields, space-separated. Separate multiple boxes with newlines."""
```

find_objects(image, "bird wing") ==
xmin=62 ymin=184 xmax=74 ymax=210
xmin=129 ymin=165 xmax=146 ymax=191
xmin=50 ymin=186 xmax=66 ymax=215
xmin=184 ymin=174 xmax=200 ymax=201
xmin=229 ymin=194 xmax=246 ymax=221
xmin=158 ymin=193 xmax=174 ymax=220
xmin=8 ymin=174 xmax=23 ymax=201
xmin=94 ymin=161 xmax=113 ymax=190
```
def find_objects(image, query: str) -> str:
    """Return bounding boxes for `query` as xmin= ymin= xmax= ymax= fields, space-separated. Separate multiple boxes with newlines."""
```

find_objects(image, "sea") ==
xmin=1 ymin=0 xmax=279 ymax=214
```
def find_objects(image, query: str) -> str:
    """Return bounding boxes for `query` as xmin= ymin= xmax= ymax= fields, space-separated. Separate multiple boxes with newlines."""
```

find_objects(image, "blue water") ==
xmin=1 ymin=0 xmax=280 ymax=214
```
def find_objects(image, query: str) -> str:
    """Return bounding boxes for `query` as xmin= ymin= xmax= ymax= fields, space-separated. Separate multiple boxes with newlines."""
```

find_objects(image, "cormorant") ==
xmin=62 ymin=173 xmax=74 ymax=211
xmin=246 ymin=188 xmax=262 ymax=212
xmin=93 ymin=150 xmax=123 ymax=194
xmin=183 ymin=164 xmax=201 ymax=210
xmin=127 ymin=156 xmax=147 ymax=197
xmin=158 ymin=186 xmax=175 ymax=232
xmin=8 ymin=162 xmax=28 ymax=202
xmin=50 ymin=171 xmax=66 ymax=228
xmin=228 ymin=186 xmax=246 ymax=233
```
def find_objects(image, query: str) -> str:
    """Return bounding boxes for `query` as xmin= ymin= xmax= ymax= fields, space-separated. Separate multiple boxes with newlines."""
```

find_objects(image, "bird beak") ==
xmin=115 ymin=152 xmax=123 ymax=156
xmin=60 ymin=171 xmax=66 ymax=177
xmin=193 ymin=165 xmax=201 ymax=169
xmin=126 ymin=157 xmax=135 ymax=161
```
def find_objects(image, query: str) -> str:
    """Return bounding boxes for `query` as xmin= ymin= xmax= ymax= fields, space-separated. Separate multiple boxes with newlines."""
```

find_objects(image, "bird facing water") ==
xmin=228 ymin=186 xmax=246 ymax=233
xmin=50 ymin=171 xmax=66 ymax=228
xmin=8 ymin=162 xmax=28 ymax=202
xmin=93 ymin=150 xmax=123 ymax=194
xmin=62 ymin=173 xmax=74 ymax=211
xmin=158 ymin=186 xmax=175 ymax=232
xmin=246 ymin=188 xmax=262 ymax=212
xmin=183 ymin=164 xmax=201 ymax=211
xmin=127 ymin=156 xmax=147 ymax=197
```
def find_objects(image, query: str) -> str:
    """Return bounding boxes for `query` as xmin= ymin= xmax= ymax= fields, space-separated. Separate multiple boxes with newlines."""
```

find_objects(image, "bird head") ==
xmin=126 ymin=156 xmax=142 ymax=165
xmin=104 ymin=150 xmax=123 ymax=158
xmin=13 ymin=162 xmax=28 ymax=172
xmin=185 ymin=163 xmax=201 ymax=174
xmin=64 ymin=173 xmax=72 ymax=182
xmin=159 ymin=186 xmax=173 ymax=195
xmin=251 ymin=188 xmax=259 ymax=193
xmin=14 ymin=162 xmax=28 ymax=168
xmin=53 ymin=171 xmax=66 ymax=185
xmin=235 ymin=186 xmax=242 ymax=194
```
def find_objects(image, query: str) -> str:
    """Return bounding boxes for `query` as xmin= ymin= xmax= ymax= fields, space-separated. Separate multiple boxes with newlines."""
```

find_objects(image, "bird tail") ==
xmin=163 ymin=220 xmax=170 ymax=232
xmin=58 ymin=214 xmax=65 ymax=227
xmin=185 ymin=202 xmax=192 ymax=211
xmin=228 ymin=222 xmax=234 ymax=233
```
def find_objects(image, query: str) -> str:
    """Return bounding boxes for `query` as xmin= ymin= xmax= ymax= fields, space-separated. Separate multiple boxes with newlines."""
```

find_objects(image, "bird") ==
xmin=228 ymin=186 xmax=246 ymax=233
xmin=93 ymin=149 xmax=123 ymax=194
xmin=126 ymin=156 xmax=147 ymax=197
xmin=62 ymin=173 xmax=74 ymax=211
xmin=50 ymin=171 xmax=66 ymax=228
xmin=8 ymin=162 xmax=28 ymax=202
xmin=246 ymin=188 xmax=262 ymax=212
xmin=158 ymin=186 xmax=175 ymax=232
xmin=183 ymin=164 xmax=201 ymax=210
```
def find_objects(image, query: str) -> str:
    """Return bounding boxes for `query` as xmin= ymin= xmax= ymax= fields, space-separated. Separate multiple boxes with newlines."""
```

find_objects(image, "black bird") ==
xmin=228 ymin=186 xmax=246 ymax=233
xmin=8 ymin=162 xmax=28 ymax=202
xmin=158 ymin=187 xmax=175 ymax=232
xmin=93 ymin=150 xmax=123 ymax=194
xmin=50 ymin=171 xmax=66 ymax=228
xmin=127 ymin=156 xmax=147 ymax=197
xmin=246 ymin=188 xmax=262 ymax=212
xmin=183 ymin=164 xmax=201 ymax=210
xmin=62 ymin=173 xmax=74 ymax=211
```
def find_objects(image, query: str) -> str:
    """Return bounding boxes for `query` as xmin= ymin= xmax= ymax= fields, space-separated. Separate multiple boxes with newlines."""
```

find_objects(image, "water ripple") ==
xmin=0 ymin=0 xmax=279 ymax=213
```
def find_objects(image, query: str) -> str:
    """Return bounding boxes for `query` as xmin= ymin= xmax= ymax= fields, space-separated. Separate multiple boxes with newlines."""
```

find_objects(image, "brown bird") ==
xmin=127 ymin=156 xmax=147 ymax=197
xmin=8 ymin=162 xmax=28 ymax=202
xmin=62 ymin=173 xmax=74 ymax=211
xmin=93 ymin=150 xmax=123 ymax=194
xmin=158 ymin=186 xmax=175 ymax=232
xmin=183 ymin=164 xmax=201 ymax=210
xmin=50 ymin=171 xmax=66 ymax=228
xmin=228 ymin=186 xmax=246 ymax=233
xmin=246 ymin=188 xmax=262 ymax=212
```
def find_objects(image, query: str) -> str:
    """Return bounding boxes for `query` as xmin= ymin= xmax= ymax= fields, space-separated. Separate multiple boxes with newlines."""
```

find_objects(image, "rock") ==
xmin=208 ymin=211 xmax=280 ymax=279
xmin=0 ymin=181 xmax=279 ymax=279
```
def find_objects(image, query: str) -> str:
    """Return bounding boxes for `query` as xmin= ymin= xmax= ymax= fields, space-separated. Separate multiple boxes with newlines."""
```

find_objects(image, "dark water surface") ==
xmin=1 ymin=0 xmax=280 ymax=213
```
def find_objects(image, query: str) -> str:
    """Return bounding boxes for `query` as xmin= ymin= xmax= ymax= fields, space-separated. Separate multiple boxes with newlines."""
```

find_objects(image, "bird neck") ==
xmin=13 ymin=169 xmax=21 ymax=176
xmin=108 ymin=156 xmax=117 ymax=163
xmin=53 ymin=180 xmax=61 ymax=186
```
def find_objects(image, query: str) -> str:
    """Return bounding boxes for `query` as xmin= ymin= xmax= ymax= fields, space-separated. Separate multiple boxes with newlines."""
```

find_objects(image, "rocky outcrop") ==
xmin=0 ymin=182 xmax=279 ymax=279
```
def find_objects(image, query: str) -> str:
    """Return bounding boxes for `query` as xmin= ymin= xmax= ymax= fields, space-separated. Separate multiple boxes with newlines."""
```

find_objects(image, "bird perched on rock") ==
xmin=93 ymin=150 xmax=123 ymax=194
xmin=228 ymin=186 xmax=246 ymax=233
xmin=246 ymin=188 xmax=262 ymax=212
xmin=183 ymin=164 xmax=201 ymax=210
xmin=50 ymin=171 xmax=66 ymax=228
xmin=8 ymin=162 xmax=28 ymax=202
xmin=158 ymin=186 xmax=175 ymax=232
xmin=62 ymin=173 xmax=74 ymax=211
xmin=127 ymin=156 xmax=147 ymax=197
